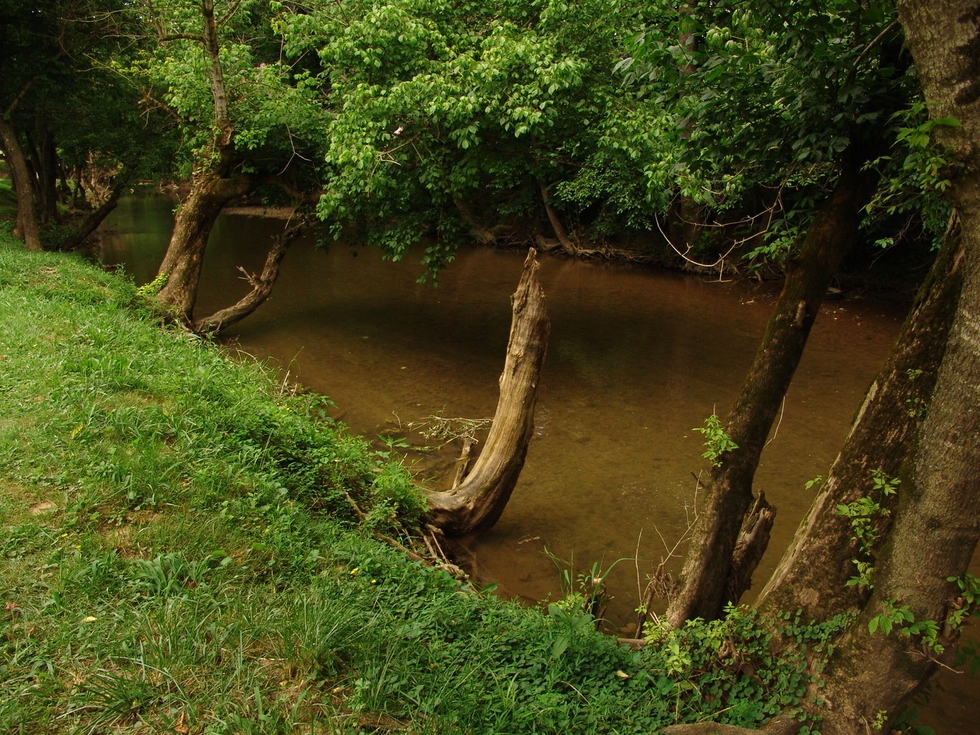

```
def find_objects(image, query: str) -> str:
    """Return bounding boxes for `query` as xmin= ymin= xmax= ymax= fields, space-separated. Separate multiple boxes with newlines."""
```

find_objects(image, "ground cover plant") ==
xmin=1 ymin=230 xmax=851 ymax=733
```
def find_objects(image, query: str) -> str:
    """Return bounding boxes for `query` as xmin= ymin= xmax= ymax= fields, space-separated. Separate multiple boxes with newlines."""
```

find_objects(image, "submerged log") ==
xmin=426 ymin=248 xmax=550 ymax=536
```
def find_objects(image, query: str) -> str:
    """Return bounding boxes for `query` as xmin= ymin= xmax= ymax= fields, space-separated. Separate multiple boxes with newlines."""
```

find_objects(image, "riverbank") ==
xmin=1 ymin=230 xmax=854 ymax=734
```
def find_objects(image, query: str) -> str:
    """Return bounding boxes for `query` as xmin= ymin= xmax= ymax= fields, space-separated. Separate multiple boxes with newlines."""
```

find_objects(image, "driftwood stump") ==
xmin=426 ymin=248 xmax=550 ymax=536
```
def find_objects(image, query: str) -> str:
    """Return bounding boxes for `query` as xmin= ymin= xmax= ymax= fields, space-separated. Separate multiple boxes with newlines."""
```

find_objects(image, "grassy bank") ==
xmin=0 ymin=227 xmax=837 ymax=734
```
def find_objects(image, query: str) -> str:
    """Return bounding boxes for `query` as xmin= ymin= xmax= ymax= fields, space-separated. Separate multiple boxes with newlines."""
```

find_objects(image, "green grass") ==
xmin=0 ymin=231 xmax=837 ymax=734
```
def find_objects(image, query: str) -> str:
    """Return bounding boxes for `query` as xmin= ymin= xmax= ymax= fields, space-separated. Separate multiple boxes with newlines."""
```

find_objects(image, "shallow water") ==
xmin=100 ymin=195 xmax=978 ymax=731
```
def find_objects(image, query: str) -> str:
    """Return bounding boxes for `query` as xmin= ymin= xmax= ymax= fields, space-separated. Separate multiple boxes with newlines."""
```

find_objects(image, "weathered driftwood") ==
xmin=426 ymin=248 xmax=550 ymax=536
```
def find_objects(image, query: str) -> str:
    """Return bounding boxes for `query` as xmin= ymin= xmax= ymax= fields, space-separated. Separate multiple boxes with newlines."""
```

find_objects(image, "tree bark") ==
xmin=193 ymin=213 xmax=306 ymax=335
xmin=0 ymin=116 xmax=41 ymax=251
xmin=155 ymin=169 xmax=254 ymax=322
xmin=725 ymin=491 xmax=776 ymax=606
xmin=815 ymin=207 xmax=980 ymax=731
xmin=756 ymin=214 xmax=965 ymax=622
xmin=426 ymin=248 xmax=550 ymax=536
xmin=666 ymin=147 xmax=880 ymax=627
xmin=197 ymin=0 xmax=236 ymax=170
xmin=807 ymin=2 xmax=980 ymax=730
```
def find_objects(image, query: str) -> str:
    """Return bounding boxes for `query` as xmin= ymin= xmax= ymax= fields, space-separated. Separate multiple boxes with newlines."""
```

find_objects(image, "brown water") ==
xmin=100 ymin=195 xmax=978 ymax=730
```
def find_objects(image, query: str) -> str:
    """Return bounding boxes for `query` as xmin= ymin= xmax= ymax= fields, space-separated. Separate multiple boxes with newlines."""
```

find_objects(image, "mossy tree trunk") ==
xmin=154 ymin=170 xmax=255 ymax=323
xmin=0 ymin=115 xmax=41 ymax=251
xmin=426 ymin=248 xmax=550 ymax=536
xmin=804 ymin=2 xmax=980 ymax=730
xmin=812 ymin=207 xmax=980 ymax=730
xmin=665 ymin=146 xmax=880 ymax=627
xmin=757 ymin=215 xmax=965 ymax=622
xmin=152 ymin=0 xmax=258 ymax=325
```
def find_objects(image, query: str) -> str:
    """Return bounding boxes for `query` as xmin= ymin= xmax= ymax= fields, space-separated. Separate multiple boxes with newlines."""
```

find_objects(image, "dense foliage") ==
xmin=275 ymin=0 xmax=641 ymax=269
xmin=0 ymin=0 xmax=174 ymax=237
xmin=1 ymin=0 xmax=945 ymax=274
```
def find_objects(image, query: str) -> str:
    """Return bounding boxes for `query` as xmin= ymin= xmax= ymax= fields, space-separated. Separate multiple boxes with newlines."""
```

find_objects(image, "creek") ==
xmin=99 ymin=194 xmax=977 ymax=730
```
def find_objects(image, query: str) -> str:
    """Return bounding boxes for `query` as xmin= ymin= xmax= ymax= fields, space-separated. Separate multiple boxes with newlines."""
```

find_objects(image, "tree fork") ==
xmin=666 ymin=145 xmax=881 ymax=627
xmin=426 ymin=248 xmax=550 ymax=536
xmin=154 ymin=170 xmax=255 ymax=323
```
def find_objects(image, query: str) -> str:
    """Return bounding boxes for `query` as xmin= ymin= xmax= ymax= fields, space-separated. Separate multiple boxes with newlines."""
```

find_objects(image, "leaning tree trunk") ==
xmin=808 ymin=2 xmax=980 ymax=730
xmin=665 ymin=147 xmax=880 ymax=627
xmin=814 ymin=201 xmax=980 ymax=732
xmin=537 ymin=180 xmax=578 ymax=256
xmin=152 ymin=0 xmax=247 ymax=324
xmin=756 ymin=214 xmax=964 ymax=623
xmin=0 ymin=116 xmax=41 ymax=251
xmin=426 ymin=248 xmax=550 ymax=536
xmin=58 ymin=179 xmax=128 ymax=252
xmin=192 ymin=213 xmax=307 ymax=335
xmin=154 ymin=170 xmax=254 ymax=323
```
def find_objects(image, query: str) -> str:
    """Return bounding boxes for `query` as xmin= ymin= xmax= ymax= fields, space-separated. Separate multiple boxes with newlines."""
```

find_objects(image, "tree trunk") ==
xmin=193 ymin=213 xmax=306 ymax=335
xmin=665 ymin=147 xmax=880 ymax=627
xmin=151 ymin=0 xmax=251 ymax=324
xmin=756 ymin=214 xmax=965 ymax=622
xmin=725 ymin=491 xmax=776 ymax=606
xmin=808 ymin=2 xmax=980 ymax=730
xmin=455 ymin=199 xmax=498 ymax=245
xmin=71 ymin=166 xmax=86 ymax=210
xmin=815 ymin=205 xmax=980 ymax=731
xmin=201 ymin=0 xmax=235 ymax=163
xmin=538 ymin=180 xmax=578 ymax=255
xmin=155 ymin=170 xmax=254 ymax=323
xmin=0 ymin=116 xmax=41 ymax=251
xmin=426 ymin=248 xmax=550 ymax=536
xmin=58 ymin=179 xmax=128 ymax=251
xmin=33 ymin=122 xmax=59 ymax=224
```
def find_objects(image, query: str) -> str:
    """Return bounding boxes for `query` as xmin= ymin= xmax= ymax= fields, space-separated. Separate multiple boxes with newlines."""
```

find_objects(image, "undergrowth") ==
xmin=1 ymin=234 xmax=841 ymax=733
